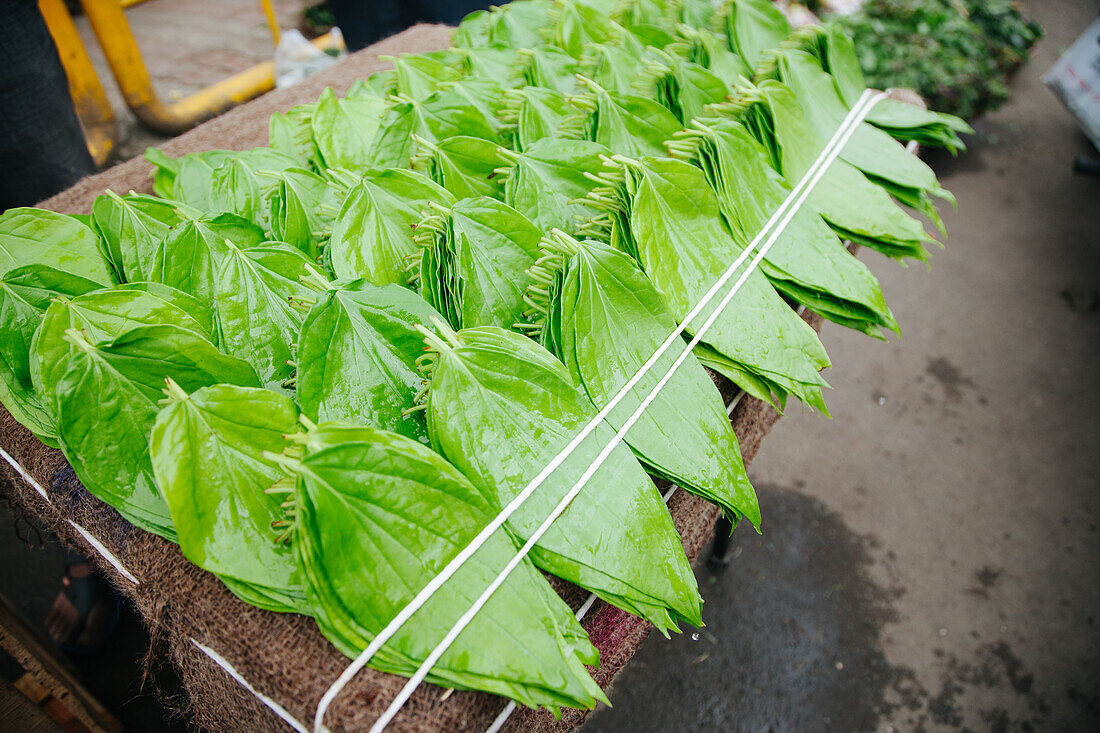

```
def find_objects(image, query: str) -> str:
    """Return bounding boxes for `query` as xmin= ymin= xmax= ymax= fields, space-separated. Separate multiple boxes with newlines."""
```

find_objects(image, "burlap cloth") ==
xmin=0 ymin=23 xmax=823 ymax=732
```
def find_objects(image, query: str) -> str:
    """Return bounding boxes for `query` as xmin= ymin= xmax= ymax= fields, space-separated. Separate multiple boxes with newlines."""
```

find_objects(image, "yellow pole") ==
xmin=259 ymin=0 xmax=282 ymax=47
xmin=78 ymin=0 xmax=338 ymax=135
xmin=38 ymin=0 xmax=117 ymax=167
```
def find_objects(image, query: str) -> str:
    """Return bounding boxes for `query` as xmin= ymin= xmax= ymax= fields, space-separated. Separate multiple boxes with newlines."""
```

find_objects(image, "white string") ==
xmin=483 ymin=483 xmax=679 ymax=733
xmin=191 ymin=640 xmax=311 ymax=733
xmin=67 ymin=520 xmax=140 ymax=585
xmin=0 ymin=446 xmax=50 ymax=502
xmin=315 ymin=89 xmax=885 ymax=732
xmin=0 ymin=443 xmax=142 ymax=585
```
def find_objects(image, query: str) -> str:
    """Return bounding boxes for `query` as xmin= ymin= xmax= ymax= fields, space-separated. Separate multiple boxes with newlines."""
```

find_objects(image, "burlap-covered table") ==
xmin=0 ymin=23 xmax=821 ymax=732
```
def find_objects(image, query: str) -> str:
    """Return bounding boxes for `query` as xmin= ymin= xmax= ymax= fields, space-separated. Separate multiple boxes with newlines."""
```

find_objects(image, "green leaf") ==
xmin=329 ymin=169 xmax=454 ymax=286
xmin=56 ymin=325 xmax=259 ymax=540
xmin=265 ymin=167 xmax=339 ymax=261
xmin=297 ymin=282 xmax=445 ymax=444
xmin=423 ymin=324 xmax=703 ymax=634
xmin=390 ymin=53 xmax=464 ymax=99
xmin=413 ymin=136 xmax=506 ymax=200
xmin=499 ymin=138 xmax=610 ymax=233
xmin=287 ymin=423 xmax=607 ymax=712
xmin=487 ymin=0 xmax=552 ymax=48
xmin=549 ymin=0 xmax=626 ymax=57
xmin=268 ymin=103 xmax=321 ymax=167
xmin=460 ymin=45 xmax=521 ymax=87
xmin=498 ymin=85 xmax=582 ymax=151
xmin=584 ymin=155 xmax=831 ymax=410
xmin=150 ymin=382 xmax=307 ymax=613
xmin=365 ymin=89 xmax=498 ymax=171
xmin=533 ymin=232 xmax=760 ymax=527
xmin=0 ymin=266 xmax=100 ymax=444
xmin=671 ymin=120 xmax=899 ymax=337
xmin=32 ymin=282 xmax=217 ymax=432
xmin=0 ymin=208 xmax=114 ymax=287
xmin=417 ymin=197 xmax=543 ymax=330
xmin=719 ymin=0 xmax=791 ymax=72
xmin=214 ymin=242 xmax=322 ymax=385
xmin=517 ymin=45 xmax=581 ymax=94
xmin=149 ymin=214 xmax=266 ymax=304
xmin=576 ymin=79 xmax=683 ymax=159
xmin=310 ymin=87 xmax=388 ymax=171
xmin=92 ymin=192 xmax=196 ymax=282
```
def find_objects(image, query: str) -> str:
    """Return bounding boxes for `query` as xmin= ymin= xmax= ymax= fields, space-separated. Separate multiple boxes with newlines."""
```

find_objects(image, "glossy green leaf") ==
xmin=718 ymin=0 xmax=791 ymax=72
xmin=286 ymin=423 xmax=606 ymax=711
xmin=328 ymin=170 xmax=454 ymax=285
xmin=498 ymin=138 xmax=609 ymax=233
xmin=297 ymin=282 xmax=444 ymax=445
xmin=499 ymin=85 xmax=582 ymax=151
xmin=583 ymin=155 xmax=830 ymax=410
xmin=265 ymin=167 xmax=339 ymax=261
xmin=92 ymin=192 xmax=196 ymax=282
xmin=149 ymin=214 xmax=266 ymax=304
xmin=214 ymin=242 xmax=322 ymax=385
xmin=413 ymin=136 xmax=506 ymax=200
xmin=0 ymin=207 xmax=114 ymax=287
xmin=671 ymin=119 xmax=898 ymax=337
xmin=32 ymin=282 xmax=217 ymax=431
xmin=417 ymin=197 xmax=543 ymax=330
xmin=56 ymin=325 xmax=259 ymax=539
xmin=310 ymin=88 xmax=388 ymax=171
xmin=531 ymin=232 xmax=760 ymax=526
xmin=0 ymin=266 xmax=100 ymax=444
xmin=390 ymin=53 xmax=464 ymax=99
xmin=365 ymin=89 xmax=498 ymax=171
xmin=549 ymin=1 xmax=626 ymax=57
xmin=268 ymin=103 xmax=321 ymax=167
xmin=517 ymin=45 xmax=581 ymax=95
xmin=487 ymin=0 xmax=552 ymax=48
xmin=575 ymin=78 xmax=683 ymax=159
xmin=423 ymin=324 xmax=703 ymax=634
xmin=150 ymin=382 xmax=307 ymax=613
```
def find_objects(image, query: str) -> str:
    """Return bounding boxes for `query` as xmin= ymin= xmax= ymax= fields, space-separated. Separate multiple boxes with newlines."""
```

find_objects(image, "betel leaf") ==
xmin=280 ymin=423 xmax=607 ymax=712
xmin=91 ymin=191 xmax=196 ymax=283
xmin=412 ymin=135 xmax=506 ymax=201
xmin=487 ymin=0 xmax=552 ymax=48
xmin=389 ymin=52 xmax=464 ymax=100
xmin=328 ymin=169 xmax=454 ymax=286
xmin=453 ymin=8 xmax=492 ymax=49
xmin=416 ymin=197 xmax=543 ymax=330
xmin=55 ymin=325 xmax=259 ymax=540
xmin=636 ymin=51 xmax=729 ymax=125
xmin=149 ymin=381 xmax=307 ymax=613
xmin=671 ymin=25 xmax=752 ymax=86
xmin=573 ymin=77 xmax=683 ymax=159
xmin=367 ymin=89 xmax=499 ymax=171
xmin=761 ymin=48 xmax=954 ymax=228
xmin=548 ymin=0 xmax=626 ymax=57
xmin=214 ymin=242 xmax=323 ymax=385
xmin=459 ymin=45 xmax=521 ymax=87
xmin=527 ymin=231 xmax=760 ymax=526
xmin=717 ymin=0 xmax=791 ymax=73
xmin=516 ymin=45 xmax=581 ymax=95
xmin=149 ymin=213 xmax=266 ymax=304
xmin=310 ymin=87 xmax=388 ymax=171
xmin=0 ymin=208 xmax=114 ymax=286
xmin=582 ymin=154 xmax=831 ymax=411
xmin=720 ymin=80 xmax=934 ymax=263
xmin=669 ymin=119 xmax=898 ymax=337
xmin=795 ymin=23 xmax=970 ymax=151
xmin=436 ymin=78 xmax=509 ymax=133
xmin=0 ymin=266 xmax=100 ymax=445
xmin=296 ymin=282 xmax=444 ymax=445
xmin=497 ymin=138 xmax=609 ymax=233
xmin=421 ymin=323 xmax=703 ymax=634
xmin=498 ymin=85 xmax=581 ymax=151
xmin=32 ymin=282 xmax=217 ymax=431
xmin=264 ymin=167 xmax=340 ymax=262
xmin=268 ymin=103 xmax=321 ymax=167
xmin=579 ymin=41 xmax=651 ymax=96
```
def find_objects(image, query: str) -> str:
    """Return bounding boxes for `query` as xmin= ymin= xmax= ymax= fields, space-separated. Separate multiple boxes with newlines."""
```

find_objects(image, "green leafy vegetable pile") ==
xmin=833 ymin=0 xmax=1042 ymax=121
xmin=0 ymin=0 xmax=966 ymax=712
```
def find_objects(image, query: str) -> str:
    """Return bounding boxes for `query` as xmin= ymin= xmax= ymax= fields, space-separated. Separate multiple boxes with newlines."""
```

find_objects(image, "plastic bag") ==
xmin=274 ymin=28 xmax=347 ymax=88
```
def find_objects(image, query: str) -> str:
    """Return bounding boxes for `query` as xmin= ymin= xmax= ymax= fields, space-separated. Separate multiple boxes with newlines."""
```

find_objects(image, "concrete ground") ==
xmin=584 ymin=1 xmax=1100 ymax=731
xmin=3 ymin=1 xmax=1098 ymax=731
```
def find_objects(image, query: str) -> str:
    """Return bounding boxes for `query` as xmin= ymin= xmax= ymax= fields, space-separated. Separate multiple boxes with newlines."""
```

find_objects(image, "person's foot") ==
xmin=45 ymin=559 xmax=113 ymax=652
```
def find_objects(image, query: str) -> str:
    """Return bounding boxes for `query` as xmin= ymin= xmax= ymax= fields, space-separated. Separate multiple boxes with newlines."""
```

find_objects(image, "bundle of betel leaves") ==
xmin=0 ymin=0 xmax=967 ymax=712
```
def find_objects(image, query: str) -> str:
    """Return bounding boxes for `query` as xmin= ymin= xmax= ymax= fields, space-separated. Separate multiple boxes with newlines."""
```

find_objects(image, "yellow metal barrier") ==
xmin=45 ymin=0 xmax=339 ymax=159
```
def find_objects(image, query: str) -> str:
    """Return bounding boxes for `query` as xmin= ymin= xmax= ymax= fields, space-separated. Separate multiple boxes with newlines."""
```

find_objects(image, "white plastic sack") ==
xmin=1044 ymin=17 xmax=1100 ymax=151
xmin=274 ymin=27 xmax=347 ymax=89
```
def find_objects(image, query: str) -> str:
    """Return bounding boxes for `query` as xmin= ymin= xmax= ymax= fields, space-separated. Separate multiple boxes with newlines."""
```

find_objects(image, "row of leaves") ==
xmin=0 ymin=0 xmax=966 ymax=713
